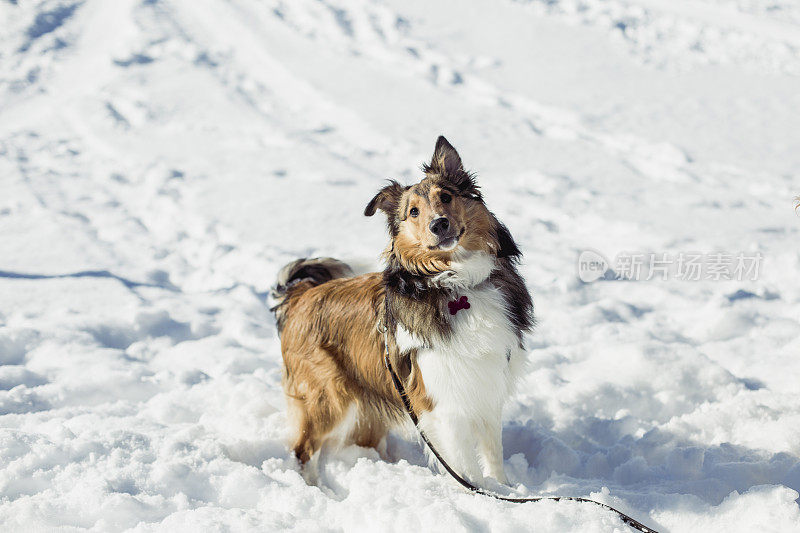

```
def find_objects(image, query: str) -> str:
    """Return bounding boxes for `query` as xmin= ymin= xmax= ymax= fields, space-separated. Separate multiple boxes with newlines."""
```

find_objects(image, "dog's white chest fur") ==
xmin=395 ymin=251 xmax=526 ymax=484
xmin=415 ymin=282 xmax=525 ymax=412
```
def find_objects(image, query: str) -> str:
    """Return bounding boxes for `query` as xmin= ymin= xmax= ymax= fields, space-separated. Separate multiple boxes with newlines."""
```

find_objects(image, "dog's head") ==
xmin=365 ymin=136 xmax=520 ymax=276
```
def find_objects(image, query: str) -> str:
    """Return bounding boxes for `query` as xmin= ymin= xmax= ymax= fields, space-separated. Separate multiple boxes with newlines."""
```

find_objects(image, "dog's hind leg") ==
xmin=286 ymin=377 xmax=351 ymax=484
xmin=290 ymin=403 xmax=333 ymax=486
xmin=291 ymin=411 xmax=320 ymax=464
xmin=351 ymin=403 xmax=389 ymax=458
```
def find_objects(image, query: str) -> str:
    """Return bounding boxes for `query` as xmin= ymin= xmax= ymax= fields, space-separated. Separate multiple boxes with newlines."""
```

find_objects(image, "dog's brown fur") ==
xmin=279 ymin=273 xmax=433 ymax=463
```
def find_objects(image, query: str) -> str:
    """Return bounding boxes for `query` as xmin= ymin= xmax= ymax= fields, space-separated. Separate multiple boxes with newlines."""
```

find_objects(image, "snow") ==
xmin=1 ymin=0 xmax=799 ymax=531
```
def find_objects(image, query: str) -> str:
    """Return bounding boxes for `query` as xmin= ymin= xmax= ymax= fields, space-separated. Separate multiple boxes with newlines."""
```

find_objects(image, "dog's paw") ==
xmin=480 ymin=476 xmax=517 ymax=496
xmin=431 ymin=270 xmax=458 ymax=287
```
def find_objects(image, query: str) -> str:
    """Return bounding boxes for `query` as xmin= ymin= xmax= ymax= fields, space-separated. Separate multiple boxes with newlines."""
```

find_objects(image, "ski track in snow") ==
xmin=0 ymin=0 xmax=799 ymax=531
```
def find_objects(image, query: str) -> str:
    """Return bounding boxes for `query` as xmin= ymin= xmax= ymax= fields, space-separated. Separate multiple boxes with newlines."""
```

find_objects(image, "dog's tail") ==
xmin=270 ymin=257 xmax=354 ymax=333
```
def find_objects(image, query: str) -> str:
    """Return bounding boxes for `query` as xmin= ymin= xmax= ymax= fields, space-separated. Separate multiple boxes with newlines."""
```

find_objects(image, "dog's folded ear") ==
xmin=364 ymin=180 xmax=405 ymax=217
xmin=493 ymin=220 xmax=522 ymax=260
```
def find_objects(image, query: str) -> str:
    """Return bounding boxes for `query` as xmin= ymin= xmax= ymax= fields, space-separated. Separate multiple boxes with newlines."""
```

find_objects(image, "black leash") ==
xmin=379 ymin=300 xmax=659 ymax=533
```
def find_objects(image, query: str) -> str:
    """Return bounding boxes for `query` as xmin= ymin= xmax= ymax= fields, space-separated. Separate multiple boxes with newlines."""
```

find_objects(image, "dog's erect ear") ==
xmin=364 ymin=180 xmax=405 ymax=217
xmin=426 ymin=136 xmax=481 ymax=200
xmin=430 ymin=136 xmax=463 ymax=175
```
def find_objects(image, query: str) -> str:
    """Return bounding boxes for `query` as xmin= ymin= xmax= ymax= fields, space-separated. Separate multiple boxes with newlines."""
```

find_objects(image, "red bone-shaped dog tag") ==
xmin=448 ymin=295 xmax=470 ymax=315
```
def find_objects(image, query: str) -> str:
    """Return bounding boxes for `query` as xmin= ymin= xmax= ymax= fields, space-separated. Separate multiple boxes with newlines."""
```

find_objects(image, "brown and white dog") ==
xmin=271 ymin=136 xmax=534 ymax=487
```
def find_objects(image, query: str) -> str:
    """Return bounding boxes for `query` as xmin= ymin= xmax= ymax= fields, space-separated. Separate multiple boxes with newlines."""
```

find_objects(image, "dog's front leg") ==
xmin=419 ymin=410 xmax=484 ymax=485
xmin=477 ymin=416 xmax=508 ymax=485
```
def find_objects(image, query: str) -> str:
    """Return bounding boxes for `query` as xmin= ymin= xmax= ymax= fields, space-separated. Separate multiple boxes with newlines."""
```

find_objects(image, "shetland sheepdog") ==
xmin=270 ymin=136 xmax=534 ymax=486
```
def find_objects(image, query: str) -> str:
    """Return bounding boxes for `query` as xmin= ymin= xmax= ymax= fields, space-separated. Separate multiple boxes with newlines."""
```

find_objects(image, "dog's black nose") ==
xmin=429 ymin=217 xmax=450 ymax=235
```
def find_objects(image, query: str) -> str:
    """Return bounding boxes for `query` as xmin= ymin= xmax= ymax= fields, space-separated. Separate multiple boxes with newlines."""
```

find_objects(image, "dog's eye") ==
xmin=409 ymin=207 xmax=419 ymax=218
xmin=440 ymin=193 xmax=452 ymax=204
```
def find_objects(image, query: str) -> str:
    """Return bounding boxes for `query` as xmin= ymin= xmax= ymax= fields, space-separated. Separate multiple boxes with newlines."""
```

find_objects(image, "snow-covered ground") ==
xmin=1 ymin=0 xmax=799 ymax=531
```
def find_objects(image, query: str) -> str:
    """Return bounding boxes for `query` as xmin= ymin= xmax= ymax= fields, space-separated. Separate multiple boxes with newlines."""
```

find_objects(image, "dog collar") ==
xmin=448 ymin=295 xmax=470 ymax=315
